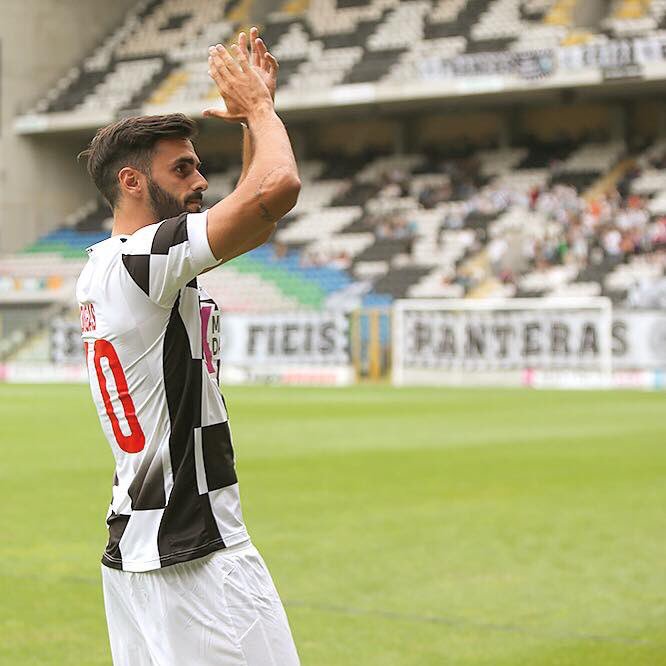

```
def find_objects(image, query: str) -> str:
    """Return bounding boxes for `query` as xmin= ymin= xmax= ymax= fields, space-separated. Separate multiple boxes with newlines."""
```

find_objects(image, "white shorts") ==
xmin=102 ymin=542 xmax=300 ymax=666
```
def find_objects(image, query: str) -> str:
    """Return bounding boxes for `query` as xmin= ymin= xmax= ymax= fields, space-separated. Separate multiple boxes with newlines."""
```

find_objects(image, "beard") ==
xmin=147 ymin=178 xmax=202 ymax=221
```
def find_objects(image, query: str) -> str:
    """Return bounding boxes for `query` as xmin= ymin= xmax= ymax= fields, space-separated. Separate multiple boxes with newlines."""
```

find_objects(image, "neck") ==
xmin=111 ymin=201 xmax=156 ymax=237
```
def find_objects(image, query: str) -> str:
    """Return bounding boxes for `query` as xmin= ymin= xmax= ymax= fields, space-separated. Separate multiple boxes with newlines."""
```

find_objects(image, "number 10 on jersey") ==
xmin=85 ymin=340 xmax=146 ymax=453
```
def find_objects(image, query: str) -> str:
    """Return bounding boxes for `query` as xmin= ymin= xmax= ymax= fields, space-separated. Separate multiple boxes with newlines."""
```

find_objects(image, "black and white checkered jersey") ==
xmin=76 ymin=212 xmax=248 ymax=573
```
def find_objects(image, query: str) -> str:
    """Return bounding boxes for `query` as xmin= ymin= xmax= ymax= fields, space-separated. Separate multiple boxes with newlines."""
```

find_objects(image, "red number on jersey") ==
xmin=90 ymin=339 xmax=145 ymax=453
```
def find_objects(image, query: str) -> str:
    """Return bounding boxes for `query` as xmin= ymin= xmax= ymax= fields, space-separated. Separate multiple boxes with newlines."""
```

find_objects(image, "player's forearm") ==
xmin=236 ymin=126 xmax=253 ymax=188
xmin=238 ymin=108 xmax=300 ymax=224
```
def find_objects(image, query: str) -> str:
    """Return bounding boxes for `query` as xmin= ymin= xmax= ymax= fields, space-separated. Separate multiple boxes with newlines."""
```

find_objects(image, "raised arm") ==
xmin=236 ymin=28 xmax=279 ymax=189
xmin=202 ymin=40 xmax=299 ymax=263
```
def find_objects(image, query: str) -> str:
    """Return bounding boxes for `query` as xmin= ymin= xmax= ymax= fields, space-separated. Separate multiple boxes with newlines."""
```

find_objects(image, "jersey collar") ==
xmin=86 ymin=235 xmax=128 ymax=258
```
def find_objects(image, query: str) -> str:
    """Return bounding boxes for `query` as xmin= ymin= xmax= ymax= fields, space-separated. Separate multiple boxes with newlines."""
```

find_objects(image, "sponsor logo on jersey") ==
xmin=200 ymin=303 xmax=220 ymax=375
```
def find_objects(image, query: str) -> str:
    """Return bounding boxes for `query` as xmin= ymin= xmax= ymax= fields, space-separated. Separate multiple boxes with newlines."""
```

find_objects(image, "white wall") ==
xmin=0 ymin=0 xmax=136 ymax=253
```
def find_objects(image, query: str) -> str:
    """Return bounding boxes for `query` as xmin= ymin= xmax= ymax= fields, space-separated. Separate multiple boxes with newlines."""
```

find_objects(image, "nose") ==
xmin=196 ymin=171 xmax=208 ymax=192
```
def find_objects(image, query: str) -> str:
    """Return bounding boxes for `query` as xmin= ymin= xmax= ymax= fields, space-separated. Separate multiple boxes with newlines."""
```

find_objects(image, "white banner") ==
xmin=220 ymin=311 xmax=350 ymax=365
xmin=396 ymin=300 xmax=613 ymax=372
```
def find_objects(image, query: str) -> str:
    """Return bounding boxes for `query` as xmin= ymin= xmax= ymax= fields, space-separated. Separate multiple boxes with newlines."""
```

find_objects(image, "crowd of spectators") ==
xmin=268 ymin=147 xmax=666 ymax=301
xmin=415 ymin=156 xmax=665 ymax=283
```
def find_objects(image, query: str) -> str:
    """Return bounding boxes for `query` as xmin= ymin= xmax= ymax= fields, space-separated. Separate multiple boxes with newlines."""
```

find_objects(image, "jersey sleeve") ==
xmin=121 ymin=211 xmax=218 ymax=306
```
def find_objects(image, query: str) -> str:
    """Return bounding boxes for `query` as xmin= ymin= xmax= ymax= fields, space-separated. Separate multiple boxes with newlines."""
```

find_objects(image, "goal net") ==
xmin=392 ymin=298 xmax=613 ymax=387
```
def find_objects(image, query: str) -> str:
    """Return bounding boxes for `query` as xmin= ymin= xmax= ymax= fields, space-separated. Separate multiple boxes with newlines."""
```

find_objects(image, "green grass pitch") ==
xmin=1 ymin=383 xmax=665 ymax=665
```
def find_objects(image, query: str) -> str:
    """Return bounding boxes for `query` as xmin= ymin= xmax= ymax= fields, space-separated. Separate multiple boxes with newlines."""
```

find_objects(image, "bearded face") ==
xmin=147 ymin=177 xmax=203 ymax=221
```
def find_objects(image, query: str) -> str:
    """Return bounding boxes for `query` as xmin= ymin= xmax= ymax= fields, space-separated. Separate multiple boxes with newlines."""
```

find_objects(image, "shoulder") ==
xmin=121 ymin=213 xmax=197 ymax=256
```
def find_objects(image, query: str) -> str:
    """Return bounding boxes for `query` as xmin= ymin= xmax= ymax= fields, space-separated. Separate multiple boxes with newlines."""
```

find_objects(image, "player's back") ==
xmin=76 ymin=212 xmax=248 ymax=573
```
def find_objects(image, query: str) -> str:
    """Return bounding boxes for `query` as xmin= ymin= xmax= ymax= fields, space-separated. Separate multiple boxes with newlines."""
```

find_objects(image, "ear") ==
xmin=118 ymin=167 xmax=145 ymax=198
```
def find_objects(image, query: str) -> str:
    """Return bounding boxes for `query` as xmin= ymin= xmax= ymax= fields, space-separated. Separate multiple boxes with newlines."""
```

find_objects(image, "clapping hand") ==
xmin=240 ymin=27 xmax=279 ymax=101
xmin=203 ymin=27 xmax=279 ymax=123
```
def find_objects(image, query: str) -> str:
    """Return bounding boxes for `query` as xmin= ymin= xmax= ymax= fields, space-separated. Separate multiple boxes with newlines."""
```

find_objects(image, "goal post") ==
xmin=392 ymin=298 xmax=614 ymax=387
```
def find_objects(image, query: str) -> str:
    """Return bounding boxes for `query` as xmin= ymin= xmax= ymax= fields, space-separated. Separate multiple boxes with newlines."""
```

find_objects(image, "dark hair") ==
xmin=78 ymin=113 xmax=198 ymax=209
